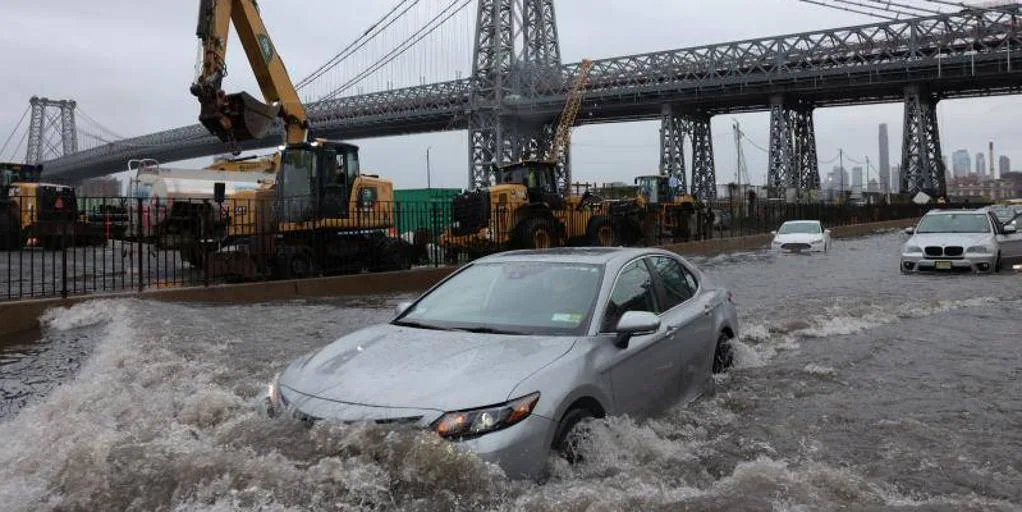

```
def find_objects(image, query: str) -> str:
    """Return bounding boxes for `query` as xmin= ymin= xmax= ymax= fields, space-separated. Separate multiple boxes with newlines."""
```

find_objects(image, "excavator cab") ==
xmin=272 ymin=141 xmax=360 ymax=224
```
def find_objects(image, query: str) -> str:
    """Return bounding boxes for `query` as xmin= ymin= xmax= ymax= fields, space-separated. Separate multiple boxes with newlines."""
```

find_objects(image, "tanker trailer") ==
xmin=126 ymin=158 xmax=275 ymax=266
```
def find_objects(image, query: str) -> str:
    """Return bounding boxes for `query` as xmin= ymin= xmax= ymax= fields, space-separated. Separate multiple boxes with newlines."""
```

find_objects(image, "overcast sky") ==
xmin=2 ymin=0 xmax=1020 ymax=190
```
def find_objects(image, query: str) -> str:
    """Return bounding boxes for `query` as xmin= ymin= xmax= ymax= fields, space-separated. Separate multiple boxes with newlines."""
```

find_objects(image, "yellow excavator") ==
xmin=190 ymin=0 xmax=408 ymax=278
xmin=440 ymin=59 xmax=619 ymax=259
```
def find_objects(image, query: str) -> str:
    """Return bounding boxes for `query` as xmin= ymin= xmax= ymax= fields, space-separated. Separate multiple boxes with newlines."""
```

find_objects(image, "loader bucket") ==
xmin=199 ymin=91 xmax=280 ymax=143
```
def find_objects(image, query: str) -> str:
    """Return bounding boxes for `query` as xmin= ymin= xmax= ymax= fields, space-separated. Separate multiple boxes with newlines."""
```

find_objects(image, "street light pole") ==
xmin=426 ymin=146 xmax=432 ymax=189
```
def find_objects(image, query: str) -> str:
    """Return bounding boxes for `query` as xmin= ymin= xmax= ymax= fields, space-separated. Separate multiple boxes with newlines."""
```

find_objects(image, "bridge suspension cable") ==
xmin=798 ymin=0 xmax=899 ymax=19
xmin=318 ymin=0 xmax=474 ymax=102
xmin=295 ymin=0 xmax=421 ymax=91
xmin=0 ymin=105 xmax=30 ymax=161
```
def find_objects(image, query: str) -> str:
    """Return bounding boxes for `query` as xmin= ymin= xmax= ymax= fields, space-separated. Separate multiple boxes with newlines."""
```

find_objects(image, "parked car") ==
xmin=264 ymin=247 xmax=739 ymax=479
xmin=900 ymin=209 xmax=1022 ymax=273
xmin=770 ymin=220 xmax=831 ymax=253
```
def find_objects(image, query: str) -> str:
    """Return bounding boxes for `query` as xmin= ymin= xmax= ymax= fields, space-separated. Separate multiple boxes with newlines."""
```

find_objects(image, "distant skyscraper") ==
xmin=952 ymin=150 xmax=971 ymax=178
xmin=976 ymin=153 xmax=987 ymax=178
xmin=878 ymin=124 xmax=891 ymax=192
xmin=852 ymin=166 xmax=864 ymax=192
xmin=891 ymin=165 xmax=901 ymax=193
xmin=1000 ymin=155 xmax=1011 ymax=175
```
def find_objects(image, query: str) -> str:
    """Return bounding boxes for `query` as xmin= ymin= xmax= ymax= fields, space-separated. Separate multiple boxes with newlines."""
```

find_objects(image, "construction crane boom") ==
xmin=190 ymin=0 xmax=309 ymax=149
xmin=548 ymin=59 xmax=594 ymax=164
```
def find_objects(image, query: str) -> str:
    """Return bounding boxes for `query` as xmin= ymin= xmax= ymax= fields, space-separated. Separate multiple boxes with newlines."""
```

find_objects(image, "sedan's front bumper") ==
xmin=772 ymin=243 xmax=825 ymax=253
xmin=271 ymin=387 xmax=556 ymax=480
xmin=900 ymin=253 xmax=996 ymax=273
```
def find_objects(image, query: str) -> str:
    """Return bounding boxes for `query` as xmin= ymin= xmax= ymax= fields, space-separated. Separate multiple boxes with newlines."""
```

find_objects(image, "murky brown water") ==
xmin=2 ymin=231 xmax=1021 ymax=511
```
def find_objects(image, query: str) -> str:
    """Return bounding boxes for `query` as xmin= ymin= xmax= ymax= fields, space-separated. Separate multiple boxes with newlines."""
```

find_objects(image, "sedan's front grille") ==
xmin=924 ymin=246 xmax=943 ymax=257
xmin=782 ymin=243 xmax=811 ymax=251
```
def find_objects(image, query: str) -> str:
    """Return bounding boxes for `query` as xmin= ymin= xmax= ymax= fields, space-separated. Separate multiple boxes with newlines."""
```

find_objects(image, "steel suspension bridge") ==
xmin=4 ymin=0 xmax=1022 ymax=199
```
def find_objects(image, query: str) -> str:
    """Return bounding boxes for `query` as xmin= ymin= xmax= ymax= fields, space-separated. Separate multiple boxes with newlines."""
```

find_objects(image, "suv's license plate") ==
xmin=935 ymin=260 xmax=952 ymax=270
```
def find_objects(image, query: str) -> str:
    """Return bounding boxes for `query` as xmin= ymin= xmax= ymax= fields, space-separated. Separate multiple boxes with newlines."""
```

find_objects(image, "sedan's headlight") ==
xmin=904 ymin=245 xmax=922 ymax=253
xmin=433 ymin=392 xmax=540 ymax=440
xmin=265 ymin=372 xmax=282 ymax=417
xmin=811 ymin=238 xmax=824 ymax=245
xmin=966 ymin=245 xmax=990 ymax=254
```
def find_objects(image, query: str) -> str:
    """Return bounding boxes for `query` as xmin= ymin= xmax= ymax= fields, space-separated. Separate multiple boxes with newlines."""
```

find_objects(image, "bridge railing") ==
xmin=0 ymin=194 xmax=985 ymax=302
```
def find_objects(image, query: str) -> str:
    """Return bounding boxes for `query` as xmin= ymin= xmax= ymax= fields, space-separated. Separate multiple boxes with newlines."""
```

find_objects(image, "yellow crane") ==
xmin=189 ymin=0 xmax=409 ymax=279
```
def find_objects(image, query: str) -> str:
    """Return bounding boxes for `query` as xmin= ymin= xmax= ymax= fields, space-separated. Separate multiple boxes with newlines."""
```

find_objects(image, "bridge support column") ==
xmin=900 ymin=85 xmax=946 ymax=198
xmin=767 ymin=96 xmax=818 ymax=200
xmin=689 ymin=112 xmax=716 ymax=202
xmin=659 ymin=104 xmax=688 ymax=192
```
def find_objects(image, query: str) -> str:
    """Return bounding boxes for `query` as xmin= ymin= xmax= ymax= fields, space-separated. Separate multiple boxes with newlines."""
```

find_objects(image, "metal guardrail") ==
xmin=0 ymin=195 xmax=982 ymax=302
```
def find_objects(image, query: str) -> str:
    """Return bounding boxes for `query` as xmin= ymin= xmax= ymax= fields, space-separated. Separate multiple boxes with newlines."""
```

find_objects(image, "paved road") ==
xmin=1 ymin=231 xmax=1020 ymax=511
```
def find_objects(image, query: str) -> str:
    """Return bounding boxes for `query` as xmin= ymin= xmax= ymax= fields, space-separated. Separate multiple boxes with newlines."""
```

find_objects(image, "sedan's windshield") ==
xmin=395 ymin=261 xmax=604 ymax=336
xmin=916 ymin=213 xmax=990 ymax=234
xmin=778 ymin=222 xmax=821 ymax=234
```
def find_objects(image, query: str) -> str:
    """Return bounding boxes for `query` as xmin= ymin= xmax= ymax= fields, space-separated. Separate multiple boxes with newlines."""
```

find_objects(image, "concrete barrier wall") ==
xmin=0 ymin=218 xmax=915 ymax=339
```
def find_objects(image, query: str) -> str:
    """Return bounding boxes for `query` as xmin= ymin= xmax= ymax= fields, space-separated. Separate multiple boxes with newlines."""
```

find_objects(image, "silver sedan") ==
xmin=265 ymin=247 xmax=739 ymax=479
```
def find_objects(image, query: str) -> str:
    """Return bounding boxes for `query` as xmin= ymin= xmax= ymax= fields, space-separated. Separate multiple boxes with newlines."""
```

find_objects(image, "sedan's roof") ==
xmin=924 ymin=209 xmax=984 ymax=215
xmin=476 ymin=247 xmax=672 ymax=266
xmin=780 ymin=219 xmax=821 ymax=224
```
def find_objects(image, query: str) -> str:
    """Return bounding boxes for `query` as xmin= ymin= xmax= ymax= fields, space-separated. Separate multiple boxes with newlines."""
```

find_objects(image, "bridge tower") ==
xmin=767 ymin=96 xmax=819 ymax=200
xmin=469 ymin=0 xmax=566 ymax=190
xmin=900 ymin=85 xmax=946 ymax=198
xmin=658 ymin=106 xmax=717 ymax=201
xmin=25 ymin=96 xmax=78 ymax=165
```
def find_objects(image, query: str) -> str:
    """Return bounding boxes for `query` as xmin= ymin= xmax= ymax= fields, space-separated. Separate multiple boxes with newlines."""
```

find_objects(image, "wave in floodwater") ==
xmin=2 ymin=293 xmax=1019 ymax=512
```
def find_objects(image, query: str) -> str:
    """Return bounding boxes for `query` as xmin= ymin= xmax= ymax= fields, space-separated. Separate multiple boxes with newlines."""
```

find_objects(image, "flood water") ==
xmin=1 ymin=230 xmax=1021 ymax=511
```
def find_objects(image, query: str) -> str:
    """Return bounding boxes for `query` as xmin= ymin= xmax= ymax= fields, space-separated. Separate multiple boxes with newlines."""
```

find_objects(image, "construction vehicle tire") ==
xmin=515 ymin=217 xmax=556 ymax=250
xmin=373 ymin=238 xmax=412 ymax=271
xmin=0 ymin=210 xmax=23 ymax=251
xmin=586 ymin=216 xmax=618 ymax=247
xmin=281 ymin=246 xmax=315 ymax=279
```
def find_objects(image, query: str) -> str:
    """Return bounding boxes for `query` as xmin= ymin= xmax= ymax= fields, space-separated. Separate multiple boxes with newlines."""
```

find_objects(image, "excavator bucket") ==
xmin=199 ymin=91 xmax=280 ymax=143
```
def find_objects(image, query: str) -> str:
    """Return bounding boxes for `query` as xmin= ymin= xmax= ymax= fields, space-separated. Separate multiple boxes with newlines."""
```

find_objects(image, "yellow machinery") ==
xmin=1 ymin=163 xmax=104 ymax=250
xmin=190 ymin=0 xmax=407 ymax=278
xmin=440 ymin=59 xmax=617 ymax=257
xmin=631 ymin=175 xmax=697 ymax=243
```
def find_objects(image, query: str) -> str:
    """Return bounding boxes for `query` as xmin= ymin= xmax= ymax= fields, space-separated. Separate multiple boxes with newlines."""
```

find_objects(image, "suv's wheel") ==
xmin=713 ymin=331 xmax=735 ymax=374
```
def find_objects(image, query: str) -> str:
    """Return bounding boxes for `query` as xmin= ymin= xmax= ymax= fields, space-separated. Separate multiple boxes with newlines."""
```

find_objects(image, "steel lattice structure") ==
xmin=41 ymin=4 xmax=1022 ymax=197
xmin=658 ymin=104 xmax=687 ymax=192
xmin=689 ymin=112 xmax=716 ymax=201
xmin=901 ymin=84 xmax=947 ymax=197
xmin=26 ymin=97 xmax=78 ymax=165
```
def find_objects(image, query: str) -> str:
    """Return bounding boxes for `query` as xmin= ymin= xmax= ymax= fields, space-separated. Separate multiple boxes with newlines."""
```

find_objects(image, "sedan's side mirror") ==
xmin=770 ymin=230 xmax=777 ymax=235
xmin=824 ymin=229 xmax=832 ymax=235
xmin=395 ymin=301 xmax=413 ymax=316
xmin=1004 ymin=224 xmax=1018 ymax=235
xmin=904 ymin=227 xmax=915 ymax=235
xmin=613 ymin=311 xmax=661 ymax=349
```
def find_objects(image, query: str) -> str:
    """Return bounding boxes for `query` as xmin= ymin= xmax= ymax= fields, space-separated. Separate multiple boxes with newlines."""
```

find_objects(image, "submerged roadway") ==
xmin=1 ymin=229 xmax=1020 ymax=511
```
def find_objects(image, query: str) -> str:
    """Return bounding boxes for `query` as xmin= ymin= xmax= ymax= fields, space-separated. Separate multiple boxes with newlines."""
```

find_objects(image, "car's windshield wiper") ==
xmin=392 ymin=320 xmax=452 ymax=331
xmin=450 ymin=326 xmax=525 ymax=335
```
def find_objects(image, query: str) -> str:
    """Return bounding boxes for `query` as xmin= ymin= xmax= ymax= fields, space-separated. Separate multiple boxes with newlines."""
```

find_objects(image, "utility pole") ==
xmin=426 ymin=146 xmax=432 ymax=189
xmin=839 ymin=148 xmax=845 ymax=202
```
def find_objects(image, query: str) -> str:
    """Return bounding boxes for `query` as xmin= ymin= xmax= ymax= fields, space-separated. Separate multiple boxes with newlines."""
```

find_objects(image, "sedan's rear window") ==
xmin=395 ymin=261 xmax=604 ymax=336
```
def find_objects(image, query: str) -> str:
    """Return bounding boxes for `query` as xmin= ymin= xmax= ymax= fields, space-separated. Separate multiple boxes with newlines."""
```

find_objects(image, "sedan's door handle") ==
xmin=665 ymin=324 xmax=681 ymax=336
xmin=703 ymin=303 xmax=716 ymax=316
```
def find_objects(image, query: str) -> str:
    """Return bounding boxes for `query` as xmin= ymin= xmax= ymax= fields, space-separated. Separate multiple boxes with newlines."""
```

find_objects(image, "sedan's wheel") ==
xmin=552 ymin=408 xmax=595 ymax=464
xmin=712 ymin=331 xmax=735 ymax=374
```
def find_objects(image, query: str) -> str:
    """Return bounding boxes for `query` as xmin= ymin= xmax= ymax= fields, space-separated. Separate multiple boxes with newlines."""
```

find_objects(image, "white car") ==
xmin=770 ymin=220 xmax=831 ymax=253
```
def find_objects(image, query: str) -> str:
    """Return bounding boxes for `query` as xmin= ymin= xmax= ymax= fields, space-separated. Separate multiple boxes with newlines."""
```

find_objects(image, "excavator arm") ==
xmin=190 ymin=0 xmax=308 ymax=149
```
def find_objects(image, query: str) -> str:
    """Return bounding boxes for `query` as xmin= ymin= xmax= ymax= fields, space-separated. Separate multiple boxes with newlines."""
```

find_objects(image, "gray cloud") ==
xmin=1 ymin=0 xmax=1019 ymax=190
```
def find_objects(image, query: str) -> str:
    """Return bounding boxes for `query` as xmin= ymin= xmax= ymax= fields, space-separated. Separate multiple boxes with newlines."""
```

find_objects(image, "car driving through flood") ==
xmin=264 ymin=247 xmax=739 ymax=479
